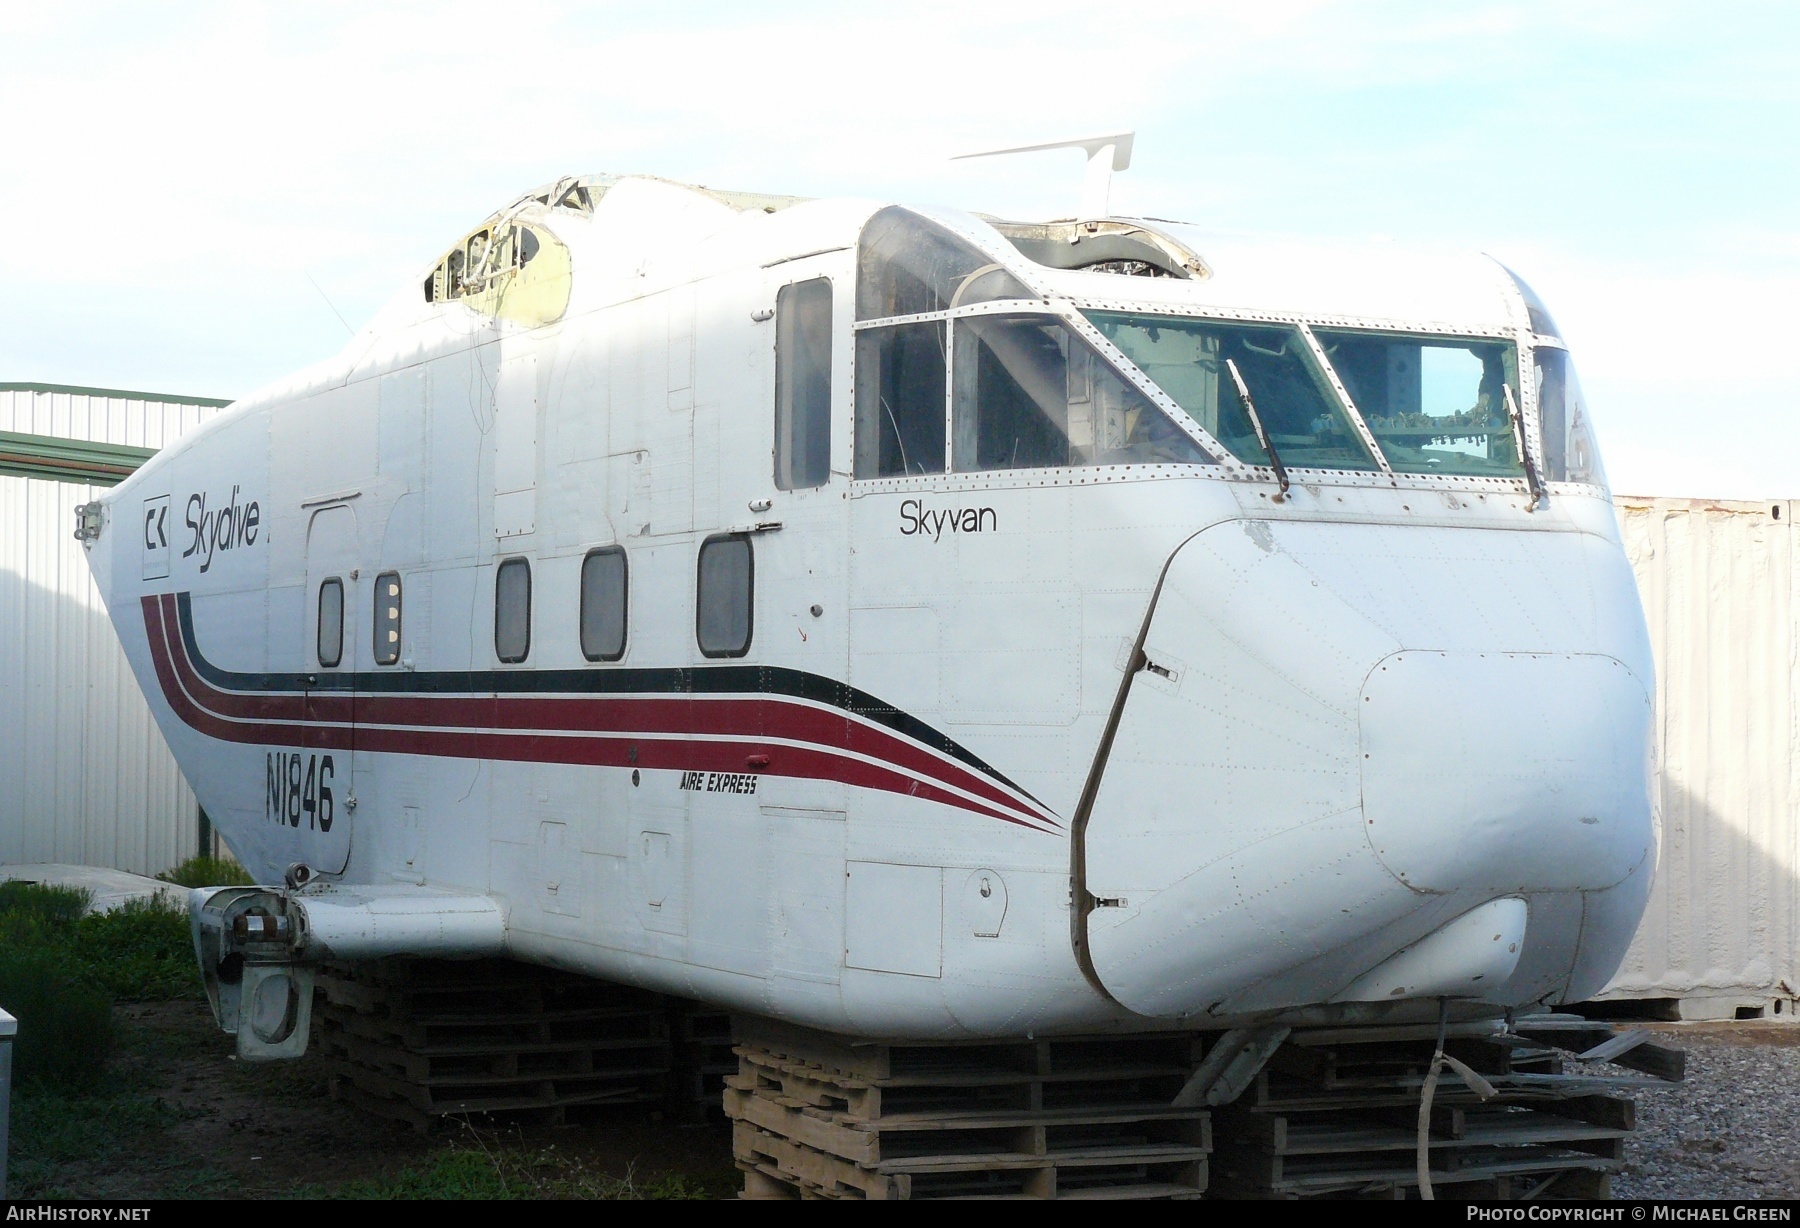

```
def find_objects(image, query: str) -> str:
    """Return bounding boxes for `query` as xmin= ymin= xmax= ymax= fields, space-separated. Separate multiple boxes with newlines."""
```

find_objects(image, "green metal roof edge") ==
xmin=0 ymin=429 xmax=159 ymax=487
xmin=0 ymin=381 xmax=233 ymax=408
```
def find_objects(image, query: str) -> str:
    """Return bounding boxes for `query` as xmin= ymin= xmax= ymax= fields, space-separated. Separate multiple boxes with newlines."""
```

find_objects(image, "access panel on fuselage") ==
xmin=292 ymin=503 xmax=358 ymax=874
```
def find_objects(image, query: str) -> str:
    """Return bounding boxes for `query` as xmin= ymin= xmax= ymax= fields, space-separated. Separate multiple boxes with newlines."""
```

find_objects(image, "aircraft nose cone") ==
xmin=1359 ymin=650 xmax=1655 ymax=895
xmin=1079 ymin=515 xmax=1658 ymax=1019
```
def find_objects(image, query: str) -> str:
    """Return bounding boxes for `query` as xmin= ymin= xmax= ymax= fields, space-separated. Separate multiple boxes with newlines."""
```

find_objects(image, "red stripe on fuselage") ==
xmin=141 ymin=594 xmax=1059 ymax=832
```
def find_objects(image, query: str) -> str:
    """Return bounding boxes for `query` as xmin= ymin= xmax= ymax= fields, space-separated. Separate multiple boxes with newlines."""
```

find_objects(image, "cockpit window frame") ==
xmin=852 ymin=297 xmax=1234 ymax=482
xmin=1063 ymin=294 xmax=1561 ymax=498
xmin=847 ymin=205 xmax=1565 ymax=497
xmin=1305 ymin=324 xmax=1532 ymax=481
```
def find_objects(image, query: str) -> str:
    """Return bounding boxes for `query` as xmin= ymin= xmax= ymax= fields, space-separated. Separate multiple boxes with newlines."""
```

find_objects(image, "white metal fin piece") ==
xmin=953 ymin=131 xmax=1135 ymax=219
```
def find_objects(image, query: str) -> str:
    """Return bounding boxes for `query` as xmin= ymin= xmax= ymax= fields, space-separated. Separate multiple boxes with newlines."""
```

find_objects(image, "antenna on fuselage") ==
xmin=953 ymin=131 xmax=1135 ymax=220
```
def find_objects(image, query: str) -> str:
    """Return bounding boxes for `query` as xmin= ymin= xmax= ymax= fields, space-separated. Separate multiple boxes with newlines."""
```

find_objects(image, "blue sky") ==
xmin=2 ymin=1 xmax=1794 ymax=496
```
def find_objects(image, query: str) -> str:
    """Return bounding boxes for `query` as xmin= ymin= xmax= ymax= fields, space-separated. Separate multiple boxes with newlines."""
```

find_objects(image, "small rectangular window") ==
xmin=776 ymin=278 xmax=834 ymax=490
xmin=317 ymin=578 xmax=344 ymax=668
xmin=580 ymin=547 xmax=628 ymax=662
xmin=373 ymin=571 xmax=402 ymax=666
xmin=696 ymin=535 xmax=753 ymax=658
xmin=495 ymin=557 xmax=531 ymax=663
xmin=854 ymin=322 xmax=946 ymax=478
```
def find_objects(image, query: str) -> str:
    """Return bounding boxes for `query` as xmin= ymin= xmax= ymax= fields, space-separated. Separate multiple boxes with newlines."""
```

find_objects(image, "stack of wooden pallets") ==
xmin=1208 ymin=1021 xmax=1679 ymax=1199
xmin=725 ymin=1018 xmax=1213 ymax=1199
xmin=314 ymin=958 xmax=673 ymax=1130
xmin=668 ymin=1001 xmax=737 ymax=1123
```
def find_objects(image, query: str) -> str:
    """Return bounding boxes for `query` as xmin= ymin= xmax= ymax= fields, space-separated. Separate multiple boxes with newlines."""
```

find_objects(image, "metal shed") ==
xmin=0 ymin=383 xmax=228 ymax=876
xmin=1601 ymin=496 xmax=1800 ymax=1020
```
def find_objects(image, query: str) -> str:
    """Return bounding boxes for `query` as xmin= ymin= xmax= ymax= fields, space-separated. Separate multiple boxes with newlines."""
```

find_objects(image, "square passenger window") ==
xmin=696 ymin=535 xmax=753 ymax=658
xmin=580 ymin=547 xmax=628 ymax=662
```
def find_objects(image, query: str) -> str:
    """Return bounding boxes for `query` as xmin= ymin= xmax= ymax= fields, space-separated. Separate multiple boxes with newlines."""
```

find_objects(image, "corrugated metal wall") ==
xmin=0 ymin=386 xmax=225 ymax=875
xmin=1604 ymin=497 xmax=1800 ymax=1013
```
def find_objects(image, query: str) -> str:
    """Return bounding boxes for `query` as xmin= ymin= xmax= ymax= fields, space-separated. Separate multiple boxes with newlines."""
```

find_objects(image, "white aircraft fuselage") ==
xmin=81 ymin=175 xmax=1655 ymax=1045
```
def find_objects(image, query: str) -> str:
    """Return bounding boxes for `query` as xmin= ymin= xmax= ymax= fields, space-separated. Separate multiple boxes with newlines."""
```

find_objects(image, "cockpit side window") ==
xmin=952 ymin=315 xmax=1210 ymax=471
xmin=852 ymin=209 xmax=1209 ymax=478
xmin=1535 ymin=346 xmax=1606 ymax=487
xmin=1087 ymin=312 xmax=1377 ymax=471
xmin=855 ymin=321 xmax=945 ymax=477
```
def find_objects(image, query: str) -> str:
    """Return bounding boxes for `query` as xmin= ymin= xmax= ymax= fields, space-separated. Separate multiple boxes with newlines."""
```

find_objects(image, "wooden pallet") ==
xmin=1210 ymin=1028 xmax=1658 ymax=1200
xmin=669 ymin=1001 xmax=737 ymax=1123
xmin=725 ymin=1017 xmax=1211 ymax=1200
xmin=315 ymin=959 xmax=673 ymax=1129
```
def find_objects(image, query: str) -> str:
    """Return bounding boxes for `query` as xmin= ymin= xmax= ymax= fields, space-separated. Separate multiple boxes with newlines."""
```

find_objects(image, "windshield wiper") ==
xmin=1225 ymin=358 xmax=1290 ymax=500
xmin=1503 ymin=385 xmax=1545 ymax=511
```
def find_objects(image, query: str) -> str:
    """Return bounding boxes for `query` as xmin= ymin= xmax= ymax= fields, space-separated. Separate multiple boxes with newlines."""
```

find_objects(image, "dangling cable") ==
xmin=1417 ymin=997 xmax=1500 ymax=1201
xmin=1417 ymin=998 xmax=1449 ymax=1200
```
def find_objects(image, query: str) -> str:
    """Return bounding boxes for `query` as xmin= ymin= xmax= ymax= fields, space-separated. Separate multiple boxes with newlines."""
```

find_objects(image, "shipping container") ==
xmin=1602 ymin=496 xmax=1800 ymax=1020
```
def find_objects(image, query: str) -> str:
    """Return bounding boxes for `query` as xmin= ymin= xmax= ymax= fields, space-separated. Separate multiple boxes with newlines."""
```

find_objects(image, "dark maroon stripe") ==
xmin=144 ymin=595 xmax=1054 ymax=832
xmin=156 ymin=594 xmax=1055 ymax=827
xmin=188 ymin=680 xmax=1046 ymax=825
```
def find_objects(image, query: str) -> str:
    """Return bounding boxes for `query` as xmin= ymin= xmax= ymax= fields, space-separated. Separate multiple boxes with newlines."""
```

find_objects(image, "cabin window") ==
xmin=775 ymin=278 xmax=834 ymax=490
xmin=1086 ymin=312 xmax=1378 ymax=472
xmin=373 ymin=571 xmax=402 ymax=666
xmin=1312 ymin=330 xmax=1522 ymax=478
xmin=696 ymin=535 xmax=753 ymax=658
xmin=495 ymin=557 xmax=532 ymax=663
xmin=951 ymin=314 xmax=1211 ymax=471
xmin=580 ymin=547 xmax=628 ymax=662
xmin=856 ymin=207 xmax=1034 ymax=321
xmin=854 ymin=323 xmax=946 ymax=478
xmin=316 ymin=578 xmax=344 ymax=669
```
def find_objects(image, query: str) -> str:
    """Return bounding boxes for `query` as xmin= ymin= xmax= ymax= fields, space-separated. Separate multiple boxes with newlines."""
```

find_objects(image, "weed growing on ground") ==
xmin=0 ymin=883 xmax=202 ymax=1089
xmin=0 ymin=951 xmax=114 ymax=1087
xmin=0 ymin=883 xmax=115 ymax=1086
xmin=72 ymin=897 xmax=204 ymax=1000
xmin=0 ymin=881 xmax=91 ymax=926
xmin=157 ymin=855 xmax=253 ymax=889
xmin=0 ymin=880 xmax=201 ymax=1002
xmin=308 ymin=1142 xmax=723 ymax=1200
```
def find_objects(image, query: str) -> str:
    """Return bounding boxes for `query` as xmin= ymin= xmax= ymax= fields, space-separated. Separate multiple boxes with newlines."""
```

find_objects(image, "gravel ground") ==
xmin=1608 ymin=1024 xmax=1800 ymax=1199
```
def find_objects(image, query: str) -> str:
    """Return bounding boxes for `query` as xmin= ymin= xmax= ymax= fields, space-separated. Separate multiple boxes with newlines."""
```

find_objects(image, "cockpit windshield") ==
xmin=1312 ymin=330 xmax=1524 ymax=478
xmin=853 ymin=212 xmax=1603 ymax=490
xmin=1085 ymin=312 xmax=1379 ymax=471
